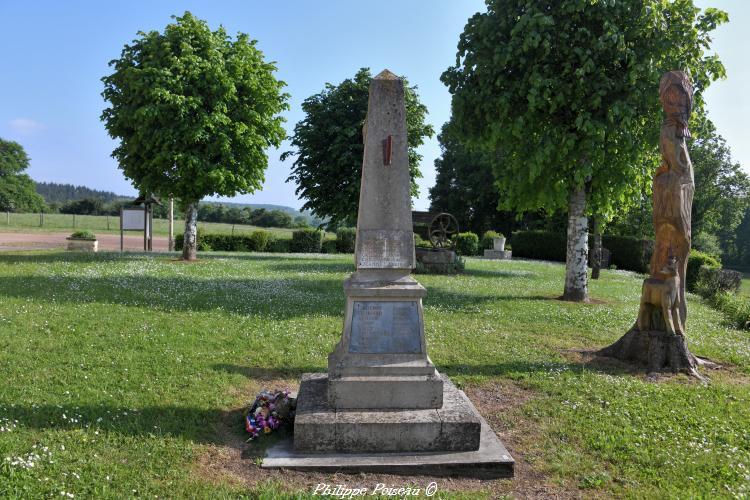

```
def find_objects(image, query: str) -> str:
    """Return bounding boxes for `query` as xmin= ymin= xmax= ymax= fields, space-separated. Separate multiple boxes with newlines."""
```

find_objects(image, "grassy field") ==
xmin=742 ymin=276 xmax=749 ymax=297
xmin=0 ymin=251 xmax=748 ymax=498
xmin=0 ymin=212 xmax=300 ymax=237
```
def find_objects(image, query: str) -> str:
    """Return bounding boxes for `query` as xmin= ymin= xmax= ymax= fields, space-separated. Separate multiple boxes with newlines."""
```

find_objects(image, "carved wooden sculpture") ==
xmin=600 ymin=71 xmax=704 ymax=379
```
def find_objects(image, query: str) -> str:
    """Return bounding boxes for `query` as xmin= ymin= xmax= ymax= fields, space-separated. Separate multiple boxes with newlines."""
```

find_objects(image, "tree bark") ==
xmin=562 ymin=185 xmax=589 ymax=302
xmin=182 ymin=201 xmax=198 ymax=261
xmin=591 ymin=215 xmax=602 ymax=280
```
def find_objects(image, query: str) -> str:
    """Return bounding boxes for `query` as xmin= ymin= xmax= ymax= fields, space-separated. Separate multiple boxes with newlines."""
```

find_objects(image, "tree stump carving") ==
xmin=600 ymin=71 xmax=705 ymax=379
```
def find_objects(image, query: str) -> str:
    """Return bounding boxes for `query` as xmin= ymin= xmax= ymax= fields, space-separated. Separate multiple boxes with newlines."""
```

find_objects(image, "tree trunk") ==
xmin=591 ymin=215 xmax=602 ymax=280
xmin=182 ymin=201 xmax=198 ymax=261
xmin=562 ymin=185 xmax=589 ymax=302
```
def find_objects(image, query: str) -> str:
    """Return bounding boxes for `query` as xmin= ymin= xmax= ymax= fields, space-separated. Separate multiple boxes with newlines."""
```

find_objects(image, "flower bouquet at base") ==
xmin=245 ymin=389 xmax=296 ymax=442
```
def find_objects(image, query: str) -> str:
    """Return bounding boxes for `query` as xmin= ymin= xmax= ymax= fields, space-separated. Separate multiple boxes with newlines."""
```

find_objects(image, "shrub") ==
xmin=695 ymin=267 xmax=742 ymax=297
xmin=250 ymin=230 xmax=272 ymax=252
xmin=706 ymin=292 xmax=750 ymax=330
xmin=321 ymin=239 xmax=338 ymax=254
xmin=511 ymin=231 xmax=566 ymax=261
xmin=414 ymin=233 xmax=431 ymax=248
xmin=454 ymin=232 xmax=479 ymax=256
xmin=481 ymin=230 xmax=503 ymax=250
xmin=693 ymin=231 xmax=723 ymax=258
xmin=69 ymin=230 xmax=96 ymax=240
xmin=602 ymin=235 xmax=652 ymax=273
xmin=335 ymin=227 xmax=356 ymax=253
xmin=290 ymin=228 xmax=323 ymax=253
xmin=687 ymin=250 xmax=721 ymax=292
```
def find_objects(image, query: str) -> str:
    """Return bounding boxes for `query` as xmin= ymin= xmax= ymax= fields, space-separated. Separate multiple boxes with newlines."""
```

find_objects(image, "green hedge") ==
xmin=686 ymin=250 xmax=721 ymax=292
xmin=510 ymin=231 xmax=567 ymax=262
xmin=336 ymin=227 xmax=356 ymax=253
xmin=601 ymin=235 xmax=653 ymax=273
xmin=511 ymin=231 xmax=653 ymax=272
xmin=454 ymin=232 xmax=480 ymax=256
xmin=290 ymin=228 xmax=324 ymax=253
xmin=175 ymin=231 xmax=292 ymax=253
xmin=321 ymin=239 xmax=337 ymax=254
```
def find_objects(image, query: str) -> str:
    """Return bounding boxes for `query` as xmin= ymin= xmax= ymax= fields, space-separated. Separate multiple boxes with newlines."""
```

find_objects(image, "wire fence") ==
xmin=1 ymin=212 xmax=298 ymax=237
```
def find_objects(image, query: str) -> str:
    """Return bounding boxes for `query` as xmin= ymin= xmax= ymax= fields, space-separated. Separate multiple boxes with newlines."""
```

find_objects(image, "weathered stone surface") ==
xmin=67 ymin=239 xmax=98 ymax=252
xmin=353 ymin=69 xmax=415 ymax=275
xmin=293 ymin=374 xmax=337 ymax=452
xmin=328 ymin=374 xmax=443 ymax=410
xmin=324 ymin=70 xmax=442 ymax=410
xmin=294 ymin=374 xmax=480 ymax=453
xmin=349 ymin=301 xmax=422 ymax=354
xmin=483 ymin=250 xmax=512 ymax=260
xmin=437 ymin=378 xmax=481 ymax=451
xmin=416 ymin=248 xmax=456 ymax=264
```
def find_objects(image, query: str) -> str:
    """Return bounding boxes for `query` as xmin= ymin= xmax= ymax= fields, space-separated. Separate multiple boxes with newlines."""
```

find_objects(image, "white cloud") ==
xmin=9 ymin=118 xmax=46 ymax=134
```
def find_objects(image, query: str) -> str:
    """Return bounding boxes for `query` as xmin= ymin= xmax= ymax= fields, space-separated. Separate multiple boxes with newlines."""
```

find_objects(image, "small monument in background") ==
xmin=263 ymin=70 xmax=514 ymax=475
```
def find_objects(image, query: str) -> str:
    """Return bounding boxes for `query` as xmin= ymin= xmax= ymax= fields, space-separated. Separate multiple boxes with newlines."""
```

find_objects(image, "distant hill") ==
xmin=35 ymin=182 xmax=129 ymax=204
xmin=33 ymin=181 xmax=323 ymax=223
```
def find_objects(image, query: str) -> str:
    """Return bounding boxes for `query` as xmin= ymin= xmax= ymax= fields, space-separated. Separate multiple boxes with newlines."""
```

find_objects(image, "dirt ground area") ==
xmin=194 ymin=377 xmax=581 ymax=499
xmin=0 ymin=231 xmax=170 ymax=252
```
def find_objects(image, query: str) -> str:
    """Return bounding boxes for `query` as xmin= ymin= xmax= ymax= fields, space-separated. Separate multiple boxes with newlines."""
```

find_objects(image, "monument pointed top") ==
xmin=374 ymin=69 xmax=399 ymax=80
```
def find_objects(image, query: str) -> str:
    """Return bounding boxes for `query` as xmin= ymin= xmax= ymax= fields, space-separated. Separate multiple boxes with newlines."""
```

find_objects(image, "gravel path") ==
xmin=0 ymin=232 xmax=171 ymax=252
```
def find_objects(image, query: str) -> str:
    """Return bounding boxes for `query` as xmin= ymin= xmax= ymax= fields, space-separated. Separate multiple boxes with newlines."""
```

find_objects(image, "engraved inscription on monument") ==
xmin=349 ymin=301 xmax=422 ymax=353
xmin=357 ymin=230 xmax=414 ymax=269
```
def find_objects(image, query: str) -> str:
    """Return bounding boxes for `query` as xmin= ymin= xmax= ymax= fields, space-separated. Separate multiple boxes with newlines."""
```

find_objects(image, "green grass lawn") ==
xmin=0 ymin=212 xmax=302 ymax=237
xmin=741 ymin=276 xmax=750 ymax=297
xmin=0 ymin=251 xmax=748 ymax=498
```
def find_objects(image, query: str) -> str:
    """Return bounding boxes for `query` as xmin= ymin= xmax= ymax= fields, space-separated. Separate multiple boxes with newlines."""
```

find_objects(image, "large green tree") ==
xmin=442 ymin=0 xmax=726 ymax=301
xmin=283 ymin=68 xmax=434 ymax=227
xmin=0 ymin=138 xmax=46 ymax=213
xmin=101 ymin=12 xmax=289 ymax=260
xmin=689 ymin=121 xmax=749 ymax=261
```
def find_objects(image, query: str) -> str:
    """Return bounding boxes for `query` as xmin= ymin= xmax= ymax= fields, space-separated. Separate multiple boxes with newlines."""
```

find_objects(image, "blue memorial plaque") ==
xmin=349 ymin=301 xmax=422 ymax=354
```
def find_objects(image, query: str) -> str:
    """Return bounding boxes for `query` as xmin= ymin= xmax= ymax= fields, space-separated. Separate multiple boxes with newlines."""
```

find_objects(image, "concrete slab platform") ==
xmin=264 ymin=375 xmax=514 ymax=478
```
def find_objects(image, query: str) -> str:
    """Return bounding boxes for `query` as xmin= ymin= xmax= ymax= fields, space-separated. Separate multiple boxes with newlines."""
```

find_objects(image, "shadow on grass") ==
xmin=0 ymin=401 xmax=252 ymax=449
xmin=0 ymin=272 xmax=543 ymax=318
xmin=212 ymin=358 xmax=632 ymax=382
xmin=0 ymin=358 xmax=630 ymax=450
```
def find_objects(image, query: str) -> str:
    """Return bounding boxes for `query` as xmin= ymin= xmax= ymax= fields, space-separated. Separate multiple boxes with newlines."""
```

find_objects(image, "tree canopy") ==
xmin=441 ymin=0 xmax=727 ymax=300
xmin=283 ymin=68 xmax=434 ymax=227
xmin=0 ymin=138 xmax=46 ymax=212
xmin=101 ymin=12 xmax=289 ymax=259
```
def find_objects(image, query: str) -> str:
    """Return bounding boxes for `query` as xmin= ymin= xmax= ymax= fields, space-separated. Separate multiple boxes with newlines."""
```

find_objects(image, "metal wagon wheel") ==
xmin=429 ymin=213 xmax=460 ymax=249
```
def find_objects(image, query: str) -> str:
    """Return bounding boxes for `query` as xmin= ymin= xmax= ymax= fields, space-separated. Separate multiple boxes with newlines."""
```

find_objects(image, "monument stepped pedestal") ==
xmin=263 ymin=70 xmax=514 ymax=477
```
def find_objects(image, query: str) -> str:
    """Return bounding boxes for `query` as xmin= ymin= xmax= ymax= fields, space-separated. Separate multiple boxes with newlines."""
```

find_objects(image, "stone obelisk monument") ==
xmin=326 ymin=69 xmax=443 ymax=410
xmin=275 ymin=71 xmax=513 ymax=476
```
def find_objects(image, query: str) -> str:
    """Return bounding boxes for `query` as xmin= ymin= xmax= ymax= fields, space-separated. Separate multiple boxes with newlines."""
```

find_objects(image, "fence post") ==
xmin=40 ymin=212 xmax=43 ymax=227
xmin=107 ymin=215 xmax=110 ymax=230
xmin=6 ymin=211 xmax=10 ymax=225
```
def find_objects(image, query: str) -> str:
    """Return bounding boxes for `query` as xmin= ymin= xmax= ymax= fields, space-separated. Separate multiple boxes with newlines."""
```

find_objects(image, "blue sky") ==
xmin=0 ymin=0 xmax=747 ymax=211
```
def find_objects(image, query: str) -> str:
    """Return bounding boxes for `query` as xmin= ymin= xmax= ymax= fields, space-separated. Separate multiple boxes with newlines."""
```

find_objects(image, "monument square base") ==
xmin=326 ymin=276 xmax=444 ymax=410
xmin=265 ymin=373 xmax=514 ymax=477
